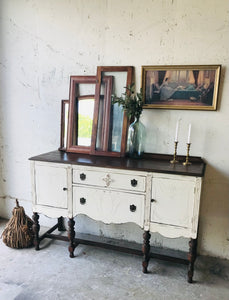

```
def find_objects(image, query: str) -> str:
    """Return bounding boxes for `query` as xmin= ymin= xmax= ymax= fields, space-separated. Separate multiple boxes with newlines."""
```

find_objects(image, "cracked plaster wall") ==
xmin=0 ymin=0 xmax=229 ymax=259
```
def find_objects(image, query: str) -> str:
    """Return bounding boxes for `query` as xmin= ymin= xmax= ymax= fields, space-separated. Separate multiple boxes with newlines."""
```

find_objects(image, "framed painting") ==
xmin=141 ymin=65 xmax=221 ymax=110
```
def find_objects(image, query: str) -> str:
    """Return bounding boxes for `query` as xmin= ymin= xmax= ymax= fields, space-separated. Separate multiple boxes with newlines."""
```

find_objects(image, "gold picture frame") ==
xmin=141 ymin=65 xmax=221 ymax=110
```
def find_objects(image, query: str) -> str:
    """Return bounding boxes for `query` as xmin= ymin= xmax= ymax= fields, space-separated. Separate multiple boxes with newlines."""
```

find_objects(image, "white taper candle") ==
xmin=187 ymin=124 xmax=192 ymax=144
xmin=175 ymin=120 xmax=180 ymax=142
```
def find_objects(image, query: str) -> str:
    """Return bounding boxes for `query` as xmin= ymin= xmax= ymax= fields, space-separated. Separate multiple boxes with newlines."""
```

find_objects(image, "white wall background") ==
xmin=0 ymin=0 xmax=229 ymax=259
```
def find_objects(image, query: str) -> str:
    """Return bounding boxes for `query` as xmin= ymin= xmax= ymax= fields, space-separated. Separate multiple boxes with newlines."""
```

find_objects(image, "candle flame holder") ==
xmin=170 ymin=141 xmax=179 ymax=164
xmin=183 ymin=143 xmax=192 ymax=166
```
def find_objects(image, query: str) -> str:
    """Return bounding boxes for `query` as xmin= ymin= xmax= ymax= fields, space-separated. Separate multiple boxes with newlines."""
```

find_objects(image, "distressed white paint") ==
xmin=150 ymin=174 xmax=202 ymax=238
xmin=31 ymin=161 xmax=202 ymax=243
xmin=0 ymin=0 xmax=229 ymax=258
xmin=73 ymin=166 xmax=146 ymax=192
xmin=73 ymin=186 xmax=145 ymax=227
xmin=31 ymin=161 xmax=72 ymax=218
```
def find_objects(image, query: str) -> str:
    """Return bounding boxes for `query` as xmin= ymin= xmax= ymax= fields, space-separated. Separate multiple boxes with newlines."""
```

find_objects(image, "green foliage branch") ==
xmin=112 ymin=83 xmax=143 ymax=121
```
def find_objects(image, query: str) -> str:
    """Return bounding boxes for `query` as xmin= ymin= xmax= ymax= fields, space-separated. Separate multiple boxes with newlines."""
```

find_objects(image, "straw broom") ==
xmin=1 ymin=199 xmax=34 ymax=248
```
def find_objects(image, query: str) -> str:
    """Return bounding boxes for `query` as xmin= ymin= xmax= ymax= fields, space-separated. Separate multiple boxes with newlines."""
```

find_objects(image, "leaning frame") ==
xmin=91 ymin=66 xmax=134 ymax=157
xmin=66 ymin=76 xmax=96 ymax=154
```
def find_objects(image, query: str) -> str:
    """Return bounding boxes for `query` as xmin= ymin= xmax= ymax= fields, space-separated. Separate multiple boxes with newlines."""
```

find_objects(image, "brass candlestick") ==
xmin=183 ymin=143 xmax=192 ymax=166
xmin=170 ymin=141 xmax=179 ymax=164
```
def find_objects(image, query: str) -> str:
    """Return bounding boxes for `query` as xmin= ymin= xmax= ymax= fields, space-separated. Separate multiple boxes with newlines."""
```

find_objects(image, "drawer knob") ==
xmin=63 ymin=187 xmax=67 ymax=191
xmin=130 ymin=204 xmax=136 ymax=212
xmin=80 ymin=197 xmax=86 ymax=205
xmin=80 ymin=173 xmax=86 ymax=180
xmin=131 ymin=179 xmax=138 ymax=187
xmin=151 ymin=199 xmax=156 ymax=203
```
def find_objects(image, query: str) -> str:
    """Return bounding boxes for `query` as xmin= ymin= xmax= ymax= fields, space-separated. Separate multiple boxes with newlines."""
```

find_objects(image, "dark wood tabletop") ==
xmin=29 ymin=150 xmax=206 ymax=177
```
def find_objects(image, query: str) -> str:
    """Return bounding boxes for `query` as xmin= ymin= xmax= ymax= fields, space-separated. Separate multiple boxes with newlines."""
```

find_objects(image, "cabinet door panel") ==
xmin=151 ymin=177 xmax=195 ymax=228
xmin=35 ymin=164 xmax=68 ymax=209
xmin=73 ymin=186 xmax=144 ymax=227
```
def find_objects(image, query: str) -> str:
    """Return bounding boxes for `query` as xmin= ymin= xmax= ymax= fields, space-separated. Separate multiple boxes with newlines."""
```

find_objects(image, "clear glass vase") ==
xmin=127 ymin=118 xmax=146 ymax=158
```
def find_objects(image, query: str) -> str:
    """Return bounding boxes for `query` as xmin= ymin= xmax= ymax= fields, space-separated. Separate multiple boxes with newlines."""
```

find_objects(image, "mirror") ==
xmin=76 ymin=97 xmax=94 ymax=146
xmin=91 ymin=66 xmax=133 ymax=157
xmin=95 ymin=76 xmax=113 ymax=151
xmin=66 ymin=75 xmax=115 ymax=154
xmin=67 ymin=76 xmax=96 ymax=154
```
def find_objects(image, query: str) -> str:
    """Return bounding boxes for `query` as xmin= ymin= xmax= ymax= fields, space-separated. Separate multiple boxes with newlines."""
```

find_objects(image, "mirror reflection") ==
xmin=66 ymin=69 xmax=133 ymax=156
xmin=108 ymin=72 xmax=127 ymax=152
xmin=73 ymin=97 xmax=94 ymax=147
xmin=67 ymin=76 xmax=97 ymax=154
xmin=96 ymin=72 xmax=127 ymax=152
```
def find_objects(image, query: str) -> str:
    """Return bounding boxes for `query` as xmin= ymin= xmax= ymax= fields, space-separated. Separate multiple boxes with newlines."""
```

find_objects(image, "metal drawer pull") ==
xmin=130 ymin=204 xmax=136 ymax=212
xmin=131 ymin=179 xmax=138 ymax=187
xmin=151 ymin=199 xmax=156 ymax=203
xmin=63 ymin=187 xmax=67 ymax=191
xmin=80 ymin=197 xmax=86 ymax=205
xmin=80 ymin=173 xmax=86 ymax=180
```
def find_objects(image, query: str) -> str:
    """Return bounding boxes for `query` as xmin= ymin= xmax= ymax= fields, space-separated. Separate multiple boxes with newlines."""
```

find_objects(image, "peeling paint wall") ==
xmin=0 ymin=0 xmax=229 ymax=259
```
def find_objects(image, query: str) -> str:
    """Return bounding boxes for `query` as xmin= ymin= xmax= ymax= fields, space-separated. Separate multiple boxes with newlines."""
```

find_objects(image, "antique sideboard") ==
xmin=30 ymin=150 xmax=205 ymax=283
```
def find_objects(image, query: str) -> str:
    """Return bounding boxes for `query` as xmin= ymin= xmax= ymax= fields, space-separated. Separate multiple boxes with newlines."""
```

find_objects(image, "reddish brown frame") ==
xmin=59 ymin=99 xmax=69 ymax=151
xmin=66 ymin=75 xmax=113 ymax=154
xmin=66 ymin=76 xmax=96 ymax=154
xmin=91 ymin=66 xmax=134 ymax=157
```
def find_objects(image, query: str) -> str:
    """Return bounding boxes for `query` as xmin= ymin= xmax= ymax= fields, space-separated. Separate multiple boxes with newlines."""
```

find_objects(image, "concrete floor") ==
xmin=0 ymin=218 xmax=229 ymax=300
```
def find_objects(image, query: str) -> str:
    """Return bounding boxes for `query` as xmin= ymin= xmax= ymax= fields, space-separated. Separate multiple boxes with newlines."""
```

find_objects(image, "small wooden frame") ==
xmin=67 ymin=76 xmax=96 ymax=154
xmin=66 ymin=75 xmax=113 ymax=154
xmin=91 ymin=66 xmax=134 ymax=157
xmin=59 ymin=100 xmax=69 ymax=151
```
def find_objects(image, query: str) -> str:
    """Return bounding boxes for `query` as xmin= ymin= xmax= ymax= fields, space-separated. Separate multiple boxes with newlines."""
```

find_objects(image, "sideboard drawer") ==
xmin=73 ymin=186 xmax=145 ymax=227
xmin=73 ymin=169 xmax=146 ymax=192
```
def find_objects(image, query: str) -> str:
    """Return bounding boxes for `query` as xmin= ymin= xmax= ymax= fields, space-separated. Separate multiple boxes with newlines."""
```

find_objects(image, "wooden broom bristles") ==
xmin=1 ymin=199 xmax=34 ymax=249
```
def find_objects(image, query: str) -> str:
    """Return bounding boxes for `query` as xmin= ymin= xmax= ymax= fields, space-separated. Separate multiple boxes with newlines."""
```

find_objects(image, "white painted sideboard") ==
xmin=30 ymin=150 xmax=205 ymax=283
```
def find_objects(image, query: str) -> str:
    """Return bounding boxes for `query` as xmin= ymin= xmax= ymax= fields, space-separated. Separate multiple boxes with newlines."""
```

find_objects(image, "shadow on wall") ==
xmin=198 ymin=163 xmax=229 ymax=257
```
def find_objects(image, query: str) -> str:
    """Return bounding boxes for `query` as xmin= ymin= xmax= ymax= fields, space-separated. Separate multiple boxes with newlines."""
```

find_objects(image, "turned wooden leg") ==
xmin=32 ymin=212 xmax=40 ymax=251
xmin=187 ymin=238 xmax=197 ymax=283
xmin=142 ymin=230 xmax=151 ymax=273
xmin=68 ymin=218 xmax=75 ymax=258
xmin=57 ymin=216 xmax=66 ymax=231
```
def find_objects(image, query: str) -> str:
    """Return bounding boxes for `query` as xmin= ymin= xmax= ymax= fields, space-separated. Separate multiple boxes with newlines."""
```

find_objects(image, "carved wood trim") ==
xmin=32 ymin=212 xmax=40 ymax=251
xmin=142 ymin=230 xmax=151 ymax=273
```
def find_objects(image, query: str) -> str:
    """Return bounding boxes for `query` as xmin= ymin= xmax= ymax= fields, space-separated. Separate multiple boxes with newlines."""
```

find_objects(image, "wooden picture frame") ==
xmin=66 ymin=75 xmax=113 ymax=154
xmin=91 ymin=66 xmax=134 ymax=157
xmin=142 ymin=65 xmax=221 ymax=110
xmin=66 ymin=76 xmax=96 ymax=154
xmin=59 ymin=99 xmax=69 ymax=151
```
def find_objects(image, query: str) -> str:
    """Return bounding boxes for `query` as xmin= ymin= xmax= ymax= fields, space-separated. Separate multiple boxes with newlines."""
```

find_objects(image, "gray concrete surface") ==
xmin=0 ymin=218 xmax=229 ymax=300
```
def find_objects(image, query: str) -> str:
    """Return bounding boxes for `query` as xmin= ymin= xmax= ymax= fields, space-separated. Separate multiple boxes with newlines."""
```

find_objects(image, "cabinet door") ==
xmin=151 ymin=176 xmax=195 ymax=228
xmin=34 ymin=163 xmax=68 ymax=209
